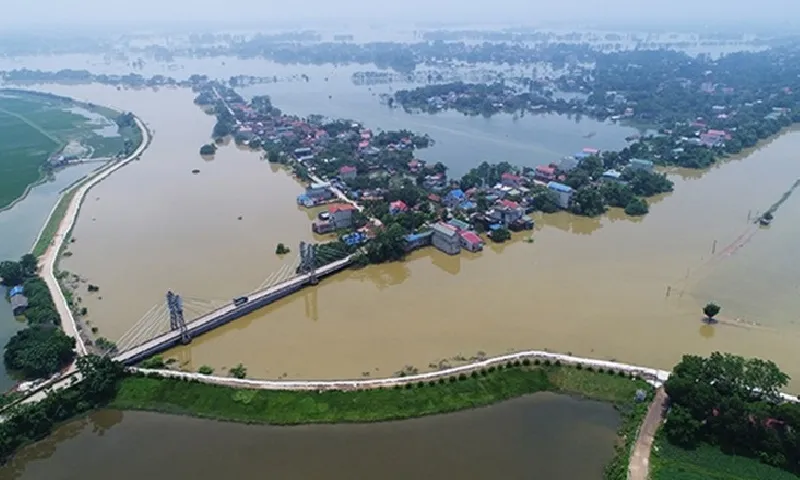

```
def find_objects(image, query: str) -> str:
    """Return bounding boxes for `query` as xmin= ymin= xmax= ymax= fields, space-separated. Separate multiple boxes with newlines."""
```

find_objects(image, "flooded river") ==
xmin=0 ymin=393 xmax=620 ymax=480
xmin=9 ymin=56 xmax=800 ymax=389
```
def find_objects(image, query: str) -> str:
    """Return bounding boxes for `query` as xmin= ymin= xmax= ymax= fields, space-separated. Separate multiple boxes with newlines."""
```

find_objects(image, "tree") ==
xmin=624 ymin=197 xmax=649 ymax=216
xmin=275 ymin=243 xmax=290 ymax=255
xmin=0 ymin=261 xmax=24 ymax=287
xmin=664 ymin=404 xmax=702 ymax=448
xmin=703 ymin=302 xmax=721 ymax=321
xmin=19 ymin=254 xmax=37 ymax=277
xmin=531 ymin=190 xmax=561 ymax=213
xmin=365 ymin=223 xmax=406 ymax=264
xmin=570 ymin=187 xmax=607 ymax=217
xmin=229 ymin=363 xmax=247 ymax=379
xmin=3 ymin=326 xmax=76 ymax=379
xmin=199 ymin=143 xmax=217 ymax=155
xmin=490 ymin=227 xmax=511 ymax=242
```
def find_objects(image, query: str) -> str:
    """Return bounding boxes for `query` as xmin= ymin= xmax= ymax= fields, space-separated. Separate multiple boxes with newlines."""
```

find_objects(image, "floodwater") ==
xmin=1 ymin=393 xmax=620 ymax=480
xmin=11 ymin=59 xmax=800 ymax=390
xmin=0 ymin=161 xmax=104 ymax=392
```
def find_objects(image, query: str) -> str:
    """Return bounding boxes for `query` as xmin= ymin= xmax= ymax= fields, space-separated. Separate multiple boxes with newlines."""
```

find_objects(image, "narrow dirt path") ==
xmin=628 ymin=387 xmax=667 ymax=480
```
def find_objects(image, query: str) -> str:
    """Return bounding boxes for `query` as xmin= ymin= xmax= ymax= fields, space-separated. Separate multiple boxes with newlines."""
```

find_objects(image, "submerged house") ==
xmin=431 ymin=222 xmax=461 ymax=255
xmin=9 ymin=286 xmax=28 ymax=316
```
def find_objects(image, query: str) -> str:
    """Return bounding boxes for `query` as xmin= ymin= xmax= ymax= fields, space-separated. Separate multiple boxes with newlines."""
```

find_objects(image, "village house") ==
xmin=534 ymin=165 xmax=557 ymax=182
xmin=423 ymin=173 xmax=447 ymax=190
xmin=447 ymin=218 xmax=471 ymax=231
xmin=407 ymin=159 xmax=423 ymax=173
xmin=9 ymin=285 xmax=27 ymax=316
xmin=297 ymin=181 xmax=334 ymax=207
xmin=444 ymin=188 xmax=466 ymax=209
xmin=547 ymin=181 xmax=574 ymax=209
xmin=403 ymin=230 xmax=434 ymax=252
xmin=602 ymin=169 xmax=623 ymax=182
xmin=339 ymin=165 xmax=357 ymax=181
xmin=389 ymin=200 xmax=408 ymax=214
xmin=431 ymin=222 xmax=461 ymax=255
xmin=489 ymin=199 xmax=524 ymax=226
xmin=558 ymin=156 xmax=580 ymax=172
xmin=329 ymin=203 xmax=356 ymax=229
xmin=459 ymin=231 xmax=484 ymax=252
xmin=500 ymin=172 xmax=523 ymax=188
xmin=627 ymin=158 xmax=654 ymax=172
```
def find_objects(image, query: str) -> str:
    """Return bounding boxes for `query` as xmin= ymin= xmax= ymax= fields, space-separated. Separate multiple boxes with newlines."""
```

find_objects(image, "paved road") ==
xmin=628 ymin=387 xmax=668 ymax=480
xmin=18 ymin=116 xmax=151 ymax=404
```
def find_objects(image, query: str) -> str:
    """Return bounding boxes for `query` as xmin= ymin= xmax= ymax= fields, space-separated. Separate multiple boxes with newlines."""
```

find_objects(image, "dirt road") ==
xmin=628 ymin=387 xmax=667 ymax=480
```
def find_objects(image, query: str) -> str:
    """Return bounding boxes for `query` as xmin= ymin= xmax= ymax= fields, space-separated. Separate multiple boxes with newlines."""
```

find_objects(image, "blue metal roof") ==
xmin=547 ymin=181 xmax=573 ymax=193
xmin=448 ymin=189 xmax=465 ymax=199
xmin=9 ymin=286 xmax=24 ymax=297
xmin=574 ymin=151 xmax=591 ymax=159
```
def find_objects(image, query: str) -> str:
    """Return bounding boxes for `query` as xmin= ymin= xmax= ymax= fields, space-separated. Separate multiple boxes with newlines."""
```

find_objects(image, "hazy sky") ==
xmin=3 ymin=0 xmax=799 ymax=30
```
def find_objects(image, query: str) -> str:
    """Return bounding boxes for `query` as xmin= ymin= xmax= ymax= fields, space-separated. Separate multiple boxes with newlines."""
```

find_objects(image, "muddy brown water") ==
xmin=25 ymin=81 xmax=800 ymax=390
xmin=0 ymin=393 xmax=620 ymax=480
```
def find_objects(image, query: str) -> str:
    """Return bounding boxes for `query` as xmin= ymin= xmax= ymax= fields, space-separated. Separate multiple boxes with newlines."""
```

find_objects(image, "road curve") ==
xmin=38 ymin=115 xmax=151 ymax=358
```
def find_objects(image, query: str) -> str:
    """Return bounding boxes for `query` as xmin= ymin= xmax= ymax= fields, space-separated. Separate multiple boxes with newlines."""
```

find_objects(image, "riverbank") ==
xmin=37 ymin=114 xmax=150 ymax=358
xmin=115 ymin=362 xmax=650 ymax=421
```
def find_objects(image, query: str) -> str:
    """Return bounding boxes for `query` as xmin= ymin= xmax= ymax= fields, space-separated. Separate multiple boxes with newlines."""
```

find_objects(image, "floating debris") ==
xmin=191 ymin=169 xmax=200 ymax=174
xmin=237 ymin=216 xmax=243 ymax=220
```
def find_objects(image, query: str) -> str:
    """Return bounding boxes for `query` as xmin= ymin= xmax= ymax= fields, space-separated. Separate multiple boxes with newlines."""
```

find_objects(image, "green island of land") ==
xmin=0 ymin=89 xmax=141 ymax=210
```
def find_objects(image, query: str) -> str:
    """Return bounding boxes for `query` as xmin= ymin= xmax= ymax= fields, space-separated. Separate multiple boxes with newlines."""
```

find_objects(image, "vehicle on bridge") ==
xmin=233 ymin=296 xmax=249 ymax=307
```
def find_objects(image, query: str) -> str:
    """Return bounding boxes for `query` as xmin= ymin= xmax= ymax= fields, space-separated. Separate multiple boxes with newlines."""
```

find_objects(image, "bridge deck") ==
xmin=114 ymin=256 xmax=352 ymax=364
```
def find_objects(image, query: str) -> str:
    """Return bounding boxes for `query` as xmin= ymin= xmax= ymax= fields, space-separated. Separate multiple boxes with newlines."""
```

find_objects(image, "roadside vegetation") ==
xmin=112 ymin=361 xmax=650 ymax=425
xmin=656 ymin=352 xmax=800 ymax=478
xmin=0 ymin=255 xmax=75 ymax=379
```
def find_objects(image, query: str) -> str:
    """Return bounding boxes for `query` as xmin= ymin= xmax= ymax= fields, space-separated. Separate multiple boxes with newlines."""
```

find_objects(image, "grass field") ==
xmin=111 ymin=365 xmax=650 ymax=425
xmin=0 ymin=90 xmax=132 ymax=210
xmin=651 ymin=436 xmax=798 ymax=480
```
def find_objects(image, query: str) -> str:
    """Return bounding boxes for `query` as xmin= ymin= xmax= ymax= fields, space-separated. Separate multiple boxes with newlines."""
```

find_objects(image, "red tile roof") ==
xmin=329 ymin=203 xmax=356 ymax=213
xmin=535 ymin=165 xmax=555 ymax=175
xmin=428 ymin=193 xmax=441 ymax=202
xmin=460 ymin=231 xmax=483 ymax=244
xmin=340 ymin=165 xmax=357 ymax=174
xmin=499 ymin=199 xmax=521 ymax=210
xmin=390 ymin=200 xmax=408 ymax=211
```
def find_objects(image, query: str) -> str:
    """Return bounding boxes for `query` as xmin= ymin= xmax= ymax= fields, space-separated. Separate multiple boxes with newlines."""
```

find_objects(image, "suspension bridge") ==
xmin=111 ymin=240 xmax=354 ymax=365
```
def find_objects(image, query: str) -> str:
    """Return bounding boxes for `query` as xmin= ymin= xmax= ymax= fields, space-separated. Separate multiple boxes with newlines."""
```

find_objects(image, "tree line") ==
xmin=664 ymin=352 xmax=800 ymax=474
xmin=0 ymin=255 xmax=76 ymax=379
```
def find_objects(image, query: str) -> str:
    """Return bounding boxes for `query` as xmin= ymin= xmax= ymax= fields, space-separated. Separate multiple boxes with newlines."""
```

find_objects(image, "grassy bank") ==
xmin=651 ymin=433 xmax=797 ymax=480
xmin=112 ymin=364 xmax=651 ymax=425
xmin=31 ymin=186 xmax=79 ymax=257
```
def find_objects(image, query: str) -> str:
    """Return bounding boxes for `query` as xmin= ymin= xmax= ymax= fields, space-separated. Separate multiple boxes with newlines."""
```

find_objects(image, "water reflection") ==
xmin=4 ymin=394 xmax=619 ymax=480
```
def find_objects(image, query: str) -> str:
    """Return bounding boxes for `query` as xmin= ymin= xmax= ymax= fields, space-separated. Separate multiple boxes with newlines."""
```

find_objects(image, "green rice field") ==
xmin=651 ymin=437 xmax=798 ymax=480
xmin=0 ymin=90 xmax=131 ymax=209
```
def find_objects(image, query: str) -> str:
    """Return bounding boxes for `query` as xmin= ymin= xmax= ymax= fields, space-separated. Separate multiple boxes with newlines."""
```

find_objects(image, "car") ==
xmin=233 ymin=296 xmax=249 ymax=307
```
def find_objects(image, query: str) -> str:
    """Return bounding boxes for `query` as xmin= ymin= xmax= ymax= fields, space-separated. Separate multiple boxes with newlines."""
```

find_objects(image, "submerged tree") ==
xmin=703 ymin=302 xmax=721 ymax=322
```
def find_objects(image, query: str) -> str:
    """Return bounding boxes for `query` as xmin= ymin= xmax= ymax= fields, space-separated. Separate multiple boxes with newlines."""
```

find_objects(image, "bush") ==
xmin=506 ymin=360 xmax=513 ymax=369
xmin=404 ymin=383 xmax=413 ymax=389
xmin=488 ymin=366 xmax=496 ymax=373
xmin=543 ymin=359 xmax=551 ymax=367
xmin=471 ymin=371 xmax=478 ymax=378
xmin=618 ymin=370 xmax=627 ymax=377
xmin=534 ymin=359 xmax=541 ymax=366
xmin=607 ymin=369 xmax=616 ymax=375
xmin=598 ymin=367 xmax=605 ymax=373
xmin=428 ymin=380 xmax=436 ymax=387
xmin=555 ymin=360 xmax=562 ymax=367
xmin=513 ymin=360 xmax=521 ymax=367
xmin=198 ymin=365 xmax=214 ymax=375
xmin=576 ymin=363 xmax=583 ymax=370
xmin=458 ymin=373 xmax=467 ymax=381
xmin=587 ymin=366 xmax=594 ymax=372
xmin=522 ymin=358 xmax=531 ymax=366
xmin=480 ymin=369 xmax=488 ymax=376
xmin=140 ymin=355 xmax=166 ymax=369
xmin=417 ymin=381 xmax=425 ymax=388
xmin=275 ymin=243 xmax=290 ymax=255
xmin=449 ymin=376 xmax=457 ymax=383
xmin=229 ymin=363 xmax=247 ymax=379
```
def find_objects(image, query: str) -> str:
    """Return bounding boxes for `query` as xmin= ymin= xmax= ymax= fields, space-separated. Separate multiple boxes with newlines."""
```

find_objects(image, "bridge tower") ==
xmin=299 ymin=241 xmax=318 ymax=285
xmin=166 ymin=290 xmax=191 ymax=345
